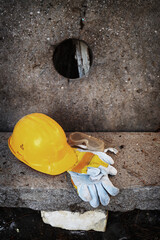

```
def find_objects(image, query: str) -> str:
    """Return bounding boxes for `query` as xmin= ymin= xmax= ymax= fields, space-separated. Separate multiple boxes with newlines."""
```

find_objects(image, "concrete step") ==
xmin=0 ymin=132 xmax=159 ymax=212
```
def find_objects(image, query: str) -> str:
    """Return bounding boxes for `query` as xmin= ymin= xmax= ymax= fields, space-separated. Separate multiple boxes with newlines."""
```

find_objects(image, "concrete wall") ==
xmin=1 ymin=0 xmax=160 ymax=132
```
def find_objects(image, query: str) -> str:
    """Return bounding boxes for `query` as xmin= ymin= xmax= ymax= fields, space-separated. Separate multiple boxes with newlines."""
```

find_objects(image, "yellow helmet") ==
xmin=8 ymin=113 xmax=77 ymax=175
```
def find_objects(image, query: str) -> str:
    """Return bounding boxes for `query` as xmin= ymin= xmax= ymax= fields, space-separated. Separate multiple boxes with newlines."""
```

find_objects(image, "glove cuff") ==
xmin=70 ymin=152 xmax=94 ymax=173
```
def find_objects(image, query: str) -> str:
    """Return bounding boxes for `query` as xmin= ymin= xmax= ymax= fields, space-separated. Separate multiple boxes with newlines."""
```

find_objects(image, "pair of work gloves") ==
xmin=67 ymin=133 xmax=119 ymax=208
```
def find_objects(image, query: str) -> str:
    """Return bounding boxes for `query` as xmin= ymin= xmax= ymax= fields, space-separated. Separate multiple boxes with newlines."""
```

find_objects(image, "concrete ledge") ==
xmin=0 ymin=132 xmax=160 ymax=212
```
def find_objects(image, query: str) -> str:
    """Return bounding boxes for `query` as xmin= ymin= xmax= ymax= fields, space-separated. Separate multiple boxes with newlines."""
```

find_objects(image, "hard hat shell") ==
xmin=8 ymin=113 xmax=77 ymax=175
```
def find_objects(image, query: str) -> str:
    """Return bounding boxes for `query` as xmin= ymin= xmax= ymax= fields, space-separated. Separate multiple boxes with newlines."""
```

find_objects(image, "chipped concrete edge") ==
xmin=0 ymin=186 xmax=159 ymax=212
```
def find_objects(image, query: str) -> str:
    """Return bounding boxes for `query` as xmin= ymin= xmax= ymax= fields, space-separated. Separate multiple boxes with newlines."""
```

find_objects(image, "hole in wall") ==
xmin=53 ymin=38 xmax=93 ymax=79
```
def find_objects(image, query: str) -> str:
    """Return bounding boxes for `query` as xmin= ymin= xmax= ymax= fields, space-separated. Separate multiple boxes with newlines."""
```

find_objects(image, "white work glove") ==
xmin=68 ymin=149 xmax=119 ymax=208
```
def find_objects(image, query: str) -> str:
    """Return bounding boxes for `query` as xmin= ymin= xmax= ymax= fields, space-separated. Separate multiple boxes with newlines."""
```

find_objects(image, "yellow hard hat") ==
xmin=8 ymin=113 xmax=77 ymax=175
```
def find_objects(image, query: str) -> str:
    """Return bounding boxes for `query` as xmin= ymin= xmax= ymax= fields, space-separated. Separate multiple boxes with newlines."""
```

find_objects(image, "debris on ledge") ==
xmin=41 ymin=210 xmax=107 ymax=232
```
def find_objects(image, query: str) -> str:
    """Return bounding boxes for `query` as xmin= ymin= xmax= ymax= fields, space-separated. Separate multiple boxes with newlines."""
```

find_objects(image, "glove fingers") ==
xmin=90 ymin=173 xmax=104 ymax=181
xmin=107 ymin=165 xmax=117 ymax=175
xmin=102 ymin=154 xmax=114 ymax=165
xmin=87 ymin=167 xmax=103 ymax=181
xmin=99 ymin=165 xmax=117 ymax=176
xmin=96 ymin=183 xmax=110 ymax=206
xmin=78 ymin=185 xmax=92 ymax=202
xmin=87 ymin=167 xmax=101 ymax=176
xmin=88 ymin=185 xmax=99 ymax=208
xmin=102 ymin=180 xmax=119 ymax=196
xmin=95 ymin=152 xmax=114 ymax=165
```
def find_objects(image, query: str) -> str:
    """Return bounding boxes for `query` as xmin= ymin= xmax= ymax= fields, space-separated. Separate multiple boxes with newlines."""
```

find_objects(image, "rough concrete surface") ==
xmin=0 ymin=0 xmax=160 ymax=132
xmin=0 ymin=132 xmax=159 ymax=211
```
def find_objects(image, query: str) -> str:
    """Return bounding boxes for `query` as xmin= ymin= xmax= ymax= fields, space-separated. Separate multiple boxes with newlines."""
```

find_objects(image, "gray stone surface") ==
xmin=0 ymin=132 xmax=160 ymax=211
xmin=0 ymin=0 xmax=160 ymax=132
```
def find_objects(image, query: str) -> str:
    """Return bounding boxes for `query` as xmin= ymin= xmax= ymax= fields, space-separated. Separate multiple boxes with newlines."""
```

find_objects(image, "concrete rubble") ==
xmin=41 ymin=210 xmax=107 ymax=231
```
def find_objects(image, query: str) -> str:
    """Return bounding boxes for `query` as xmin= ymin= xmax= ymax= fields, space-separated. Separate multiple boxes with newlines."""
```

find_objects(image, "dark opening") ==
xmin=53 ymin=39 xmax=92 ymax=79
